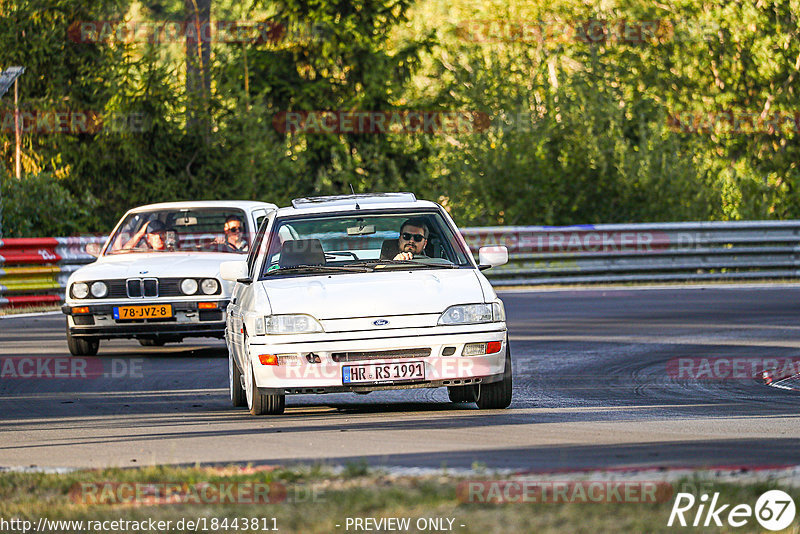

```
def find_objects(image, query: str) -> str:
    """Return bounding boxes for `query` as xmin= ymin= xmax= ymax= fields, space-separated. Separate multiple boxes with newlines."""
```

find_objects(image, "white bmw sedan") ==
xmin=63 ymin=200 xmax=277 ymax=355
xmin=221 ymin=193 xmax=511 ymax=415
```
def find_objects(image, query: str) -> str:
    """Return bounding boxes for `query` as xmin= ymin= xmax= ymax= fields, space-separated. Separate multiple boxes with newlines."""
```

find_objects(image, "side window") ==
xmin=247 ymin=213 xmax=272 ymax=276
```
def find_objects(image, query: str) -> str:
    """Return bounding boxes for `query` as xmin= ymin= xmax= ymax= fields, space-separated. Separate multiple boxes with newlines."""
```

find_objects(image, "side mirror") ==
xmin=220 ymin=260 xmax=250 ymax=283
xmin=85 ymin=242 xmax=102 ymax=257
xmin=478 ymin=245 xmax=508 ymax=269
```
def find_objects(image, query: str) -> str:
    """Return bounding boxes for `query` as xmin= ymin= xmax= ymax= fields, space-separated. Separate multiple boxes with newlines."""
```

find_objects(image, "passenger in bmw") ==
xmin=392 ymin=218 xmax=429 ymax=260
xmin=121 ymin=219 xmax=169 ymax=251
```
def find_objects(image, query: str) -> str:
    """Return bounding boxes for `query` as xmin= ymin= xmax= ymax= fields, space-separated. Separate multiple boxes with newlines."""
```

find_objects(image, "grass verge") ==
xmin=0 ymin=304 xmax=61 ymax=317
xmin=0 ymin=465 xmax=797 ymax=533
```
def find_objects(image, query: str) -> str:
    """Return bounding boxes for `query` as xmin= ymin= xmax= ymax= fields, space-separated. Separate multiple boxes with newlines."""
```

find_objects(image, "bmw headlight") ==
xmin=90 ymin=281 xmax=108 ymax=298
xmin=265 ymin=314 xmax=324 ymax=335
xmin=180 ymin=278 xmax=198 ymax=295
xmin=438 ymin=302 xmax=504 ymax=325
xmin=201 ymin=278 xmax=219 ymax=295
xmin=71 ymin=282 xmax=89 ymax=299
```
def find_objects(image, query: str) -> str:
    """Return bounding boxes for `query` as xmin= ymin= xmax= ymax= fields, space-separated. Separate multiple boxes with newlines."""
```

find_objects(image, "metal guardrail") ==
xmin=1 ymin=220 xmax=799 ymax=307
xmin=461 ymin=221 xmax=800 ymax=286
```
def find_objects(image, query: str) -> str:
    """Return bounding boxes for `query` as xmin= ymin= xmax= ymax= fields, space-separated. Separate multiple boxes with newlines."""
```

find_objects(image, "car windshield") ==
xmin=260 ymin=210 xmax=473 ymax=278
xmin=106 ymin=208 xmax=250 ymax=255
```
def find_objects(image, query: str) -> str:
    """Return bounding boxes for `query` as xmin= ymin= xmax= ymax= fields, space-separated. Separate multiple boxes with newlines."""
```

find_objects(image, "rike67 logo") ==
xmin=668 ymin=490 xmax=796 ymax=530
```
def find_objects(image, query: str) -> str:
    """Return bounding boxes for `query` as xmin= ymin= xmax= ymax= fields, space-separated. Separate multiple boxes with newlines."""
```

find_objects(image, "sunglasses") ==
xmin=401 ymin=232 xmax=426 ymax=242
xmin=225 ymin=226 xmax=242 ymax=233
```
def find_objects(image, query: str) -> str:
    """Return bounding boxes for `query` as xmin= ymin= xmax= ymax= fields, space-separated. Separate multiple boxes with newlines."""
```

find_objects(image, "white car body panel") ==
xmin=226 ymin=195 xmax=510 ymax=403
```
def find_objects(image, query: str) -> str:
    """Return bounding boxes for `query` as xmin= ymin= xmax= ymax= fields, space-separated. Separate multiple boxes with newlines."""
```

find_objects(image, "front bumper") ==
xmin=63 ymin=300 xmax=228 ymax=339
xmin=248 ymin=328 xmax=507 ymax=395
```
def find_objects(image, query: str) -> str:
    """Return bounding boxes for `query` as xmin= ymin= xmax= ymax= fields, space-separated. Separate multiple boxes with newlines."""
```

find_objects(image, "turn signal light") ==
xmin=462 ymin=341 xmax=503 ymax=356
xmin=72 ymin=306 xmax=90 ymax=314
xmin=258 ymin=354 xmax=278 ymax=366
xmin=198 ymin=302 xmax=217 ymax=309
xmin=486 ymin=341 xmax=503 ymax=354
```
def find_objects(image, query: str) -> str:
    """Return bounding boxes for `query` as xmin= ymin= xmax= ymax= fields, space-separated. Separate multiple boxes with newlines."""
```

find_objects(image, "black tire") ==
xmin=66 ymin=327 xmax=100 ymax=356
xmin=245 ymin=358 xmax=285 ymax=415
xmin=138 ymin=338 xmax=165 ymax=347
xmin=229 ymin=350 xmax=246 ymax=407
xmin=448 ymin=384 xmax=479 ymax=403
xmin=475 ymin=341 xmax=513 ymax=409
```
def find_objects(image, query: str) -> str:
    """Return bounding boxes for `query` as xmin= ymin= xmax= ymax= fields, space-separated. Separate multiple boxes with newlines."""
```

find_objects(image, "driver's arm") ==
xmin=121 ymin=224 xmax=149 ymax=250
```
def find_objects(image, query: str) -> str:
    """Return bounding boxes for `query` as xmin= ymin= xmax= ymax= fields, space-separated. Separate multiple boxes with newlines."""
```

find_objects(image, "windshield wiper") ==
xmin=265 ymin=264 xmax=373 ymax=275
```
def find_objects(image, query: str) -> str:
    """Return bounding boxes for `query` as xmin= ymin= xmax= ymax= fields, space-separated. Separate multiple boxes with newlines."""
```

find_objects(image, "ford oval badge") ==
xmin=373 ymin=319 xmax=389 ymax=326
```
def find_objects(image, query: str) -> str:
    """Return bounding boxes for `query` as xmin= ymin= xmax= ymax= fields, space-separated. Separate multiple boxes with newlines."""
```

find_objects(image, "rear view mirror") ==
xmin=478 ymin=246 xmax=508 ymax=268
xmin=347 ymin=225 xmax=376 ymax=236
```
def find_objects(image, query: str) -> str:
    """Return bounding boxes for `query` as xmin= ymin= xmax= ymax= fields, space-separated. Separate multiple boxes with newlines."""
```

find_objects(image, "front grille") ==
xmin=126 ymin=278 xmax=158 ymax=298
xmin=158 ymin=278 xmax=183 ymax=297
xmin=331 ymin=348 xmax=431 ymax=362
xmin=126 ymin=279 xmax=141 ymax=298
xmin=108 ymin=281 xmax=127 ymax=298
xmin=143 ymin=279 xmax=157 ymax=296
xmin=95 ymin=278 xmax=216 ymax=298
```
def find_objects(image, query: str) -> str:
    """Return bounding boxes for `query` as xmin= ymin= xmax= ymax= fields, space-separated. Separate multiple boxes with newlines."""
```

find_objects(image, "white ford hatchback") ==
xmin=221 ymin=193 xmax=511 ymax=415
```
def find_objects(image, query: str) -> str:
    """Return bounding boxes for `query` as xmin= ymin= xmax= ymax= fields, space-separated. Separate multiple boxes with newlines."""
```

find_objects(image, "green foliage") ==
xmin=0 ymin=169 xmax=97 ymax=237
xmin=0 ymin=0 xmax=799 ymax=235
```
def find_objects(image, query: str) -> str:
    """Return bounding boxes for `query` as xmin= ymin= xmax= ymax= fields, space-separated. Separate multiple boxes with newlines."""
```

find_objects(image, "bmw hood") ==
xmin=68 ymin=253 xmax=238 ymax=283
xmin=261 ymin=269 xmax=486 ymax=319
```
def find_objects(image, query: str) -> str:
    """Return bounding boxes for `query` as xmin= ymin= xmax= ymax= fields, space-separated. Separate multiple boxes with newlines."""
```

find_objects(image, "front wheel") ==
xmin=475 ymin=340 xmax=513 ymax=409
xmin=229 ymin=350 xmax=246 ymax=407
xmin=66 ymin=326 xmax=99 ymax=356
xmin=244 ymin=351 xmax=285 ymax=415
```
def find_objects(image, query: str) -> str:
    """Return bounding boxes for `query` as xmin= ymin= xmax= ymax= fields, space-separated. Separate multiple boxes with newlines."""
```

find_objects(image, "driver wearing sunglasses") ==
xmin=393 ymin=218 xmax=429 ymax=261
xmin=212 ymin=215 xmax=249 ymax=252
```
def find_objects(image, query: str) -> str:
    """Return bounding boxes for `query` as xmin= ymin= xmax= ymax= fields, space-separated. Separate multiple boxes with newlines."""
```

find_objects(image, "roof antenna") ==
xmin=349 ymin=184 xmax=360 ymax=210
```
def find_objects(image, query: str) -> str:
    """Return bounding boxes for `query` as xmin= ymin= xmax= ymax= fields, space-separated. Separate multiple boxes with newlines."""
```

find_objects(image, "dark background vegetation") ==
xmin=1 ymin=0 xmax=799 ymax=236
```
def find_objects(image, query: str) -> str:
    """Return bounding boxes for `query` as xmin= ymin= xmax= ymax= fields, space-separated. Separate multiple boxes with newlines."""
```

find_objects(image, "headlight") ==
xmin=180 ymin=278 xmax=198 ymax=295
xmin=265 ymin=314 xmax=324 ymax=335
xmin=72 ymin=282 xmax=89 ymax=299
xmin=492 ymin=301 xmax=505 ymax=322
xmin=438 ymin=303 xmax=504 ymax=325
xmin=201 ymin=278 xmax=219 ymax=295
xmin=90 ymin=281 xmax=108 ymax=298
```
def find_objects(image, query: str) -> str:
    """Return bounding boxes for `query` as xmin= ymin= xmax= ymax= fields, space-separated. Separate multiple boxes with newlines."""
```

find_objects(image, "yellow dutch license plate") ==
xmin=114 ymin=304 xmax=173 ymax=320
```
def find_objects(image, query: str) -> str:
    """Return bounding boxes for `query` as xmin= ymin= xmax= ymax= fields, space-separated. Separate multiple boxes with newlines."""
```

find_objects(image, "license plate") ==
xmin=113 ymin=305 xmax=173 ymax=320
xmin=342 ymin=361 xmax=425 ymax=384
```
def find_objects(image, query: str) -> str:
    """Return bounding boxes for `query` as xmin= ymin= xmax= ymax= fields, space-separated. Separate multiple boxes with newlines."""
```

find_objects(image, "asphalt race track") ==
xmin=1 ymin=286 xmax=799 ymax=471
